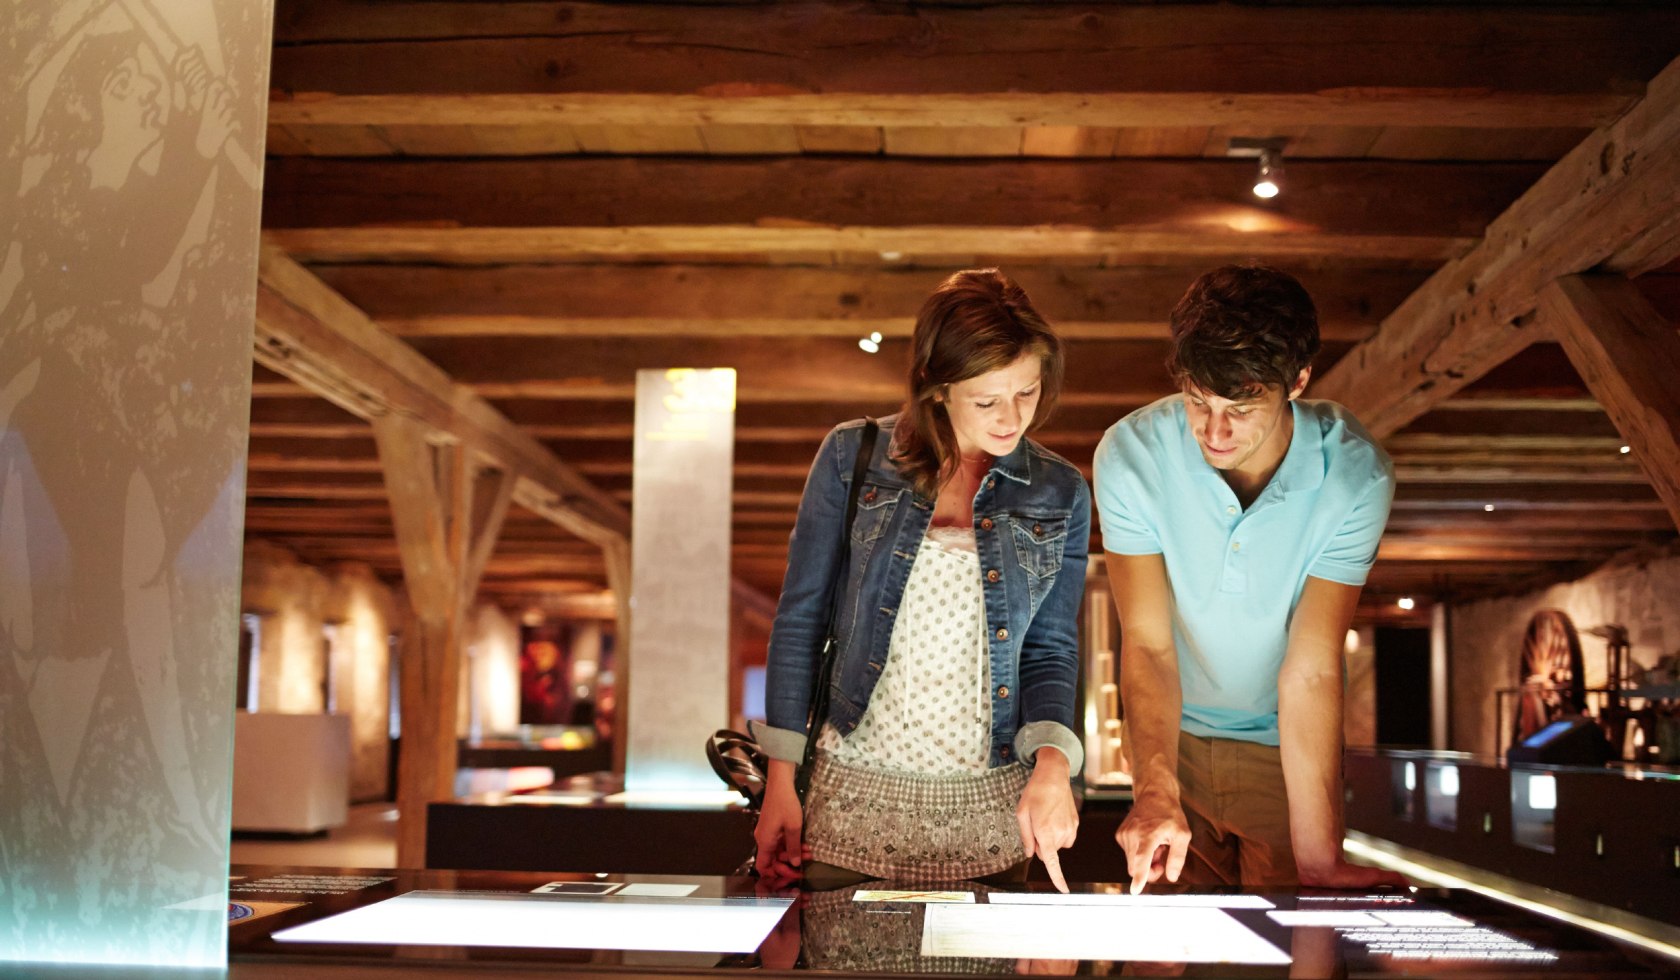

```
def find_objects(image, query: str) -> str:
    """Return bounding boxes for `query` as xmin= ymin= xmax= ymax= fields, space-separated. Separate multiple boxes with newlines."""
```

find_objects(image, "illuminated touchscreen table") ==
xmin=273 ymin=890 xmax=791 ymax=954
xmin=226 ymin=865 xmax=1680 ymax=977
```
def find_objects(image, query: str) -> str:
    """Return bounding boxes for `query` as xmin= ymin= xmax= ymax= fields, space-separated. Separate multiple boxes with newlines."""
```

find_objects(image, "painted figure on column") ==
xmin=0 ymin=0 xmax=264 ymax=957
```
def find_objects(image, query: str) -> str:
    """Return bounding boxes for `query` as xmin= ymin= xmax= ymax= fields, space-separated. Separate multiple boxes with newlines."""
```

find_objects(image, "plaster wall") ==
xmin=242 ymin=542 xmax=399 ymax=802
xmin=468 ymin=601 xmax=521 ymax=738
xmin=1449 ymin=546 xmax=1680 ymax=758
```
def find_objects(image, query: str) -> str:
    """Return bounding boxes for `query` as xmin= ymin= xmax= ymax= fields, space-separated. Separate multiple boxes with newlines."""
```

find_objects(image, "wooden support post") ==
xmin=374 ymin=413 xmax=515 ymax=867
xmin=1539 ymin=275 xmax=1680 ymax=532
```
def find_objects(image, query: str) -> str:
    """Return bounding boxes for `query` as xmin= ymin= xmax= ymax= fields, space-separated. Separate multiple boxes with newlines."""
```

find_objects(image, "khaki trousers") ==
xmin=1174 ymin=731 xmax=1298 ymax=888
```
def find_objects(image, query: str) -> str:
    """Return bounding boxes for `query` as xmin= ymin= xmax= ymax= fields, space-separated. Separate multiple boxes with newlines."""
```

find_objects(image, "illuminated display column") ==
xmin=625 ymin=369 xmax=737 ymax=793
xmin=0 ymin=0 xmax=272 ymax=967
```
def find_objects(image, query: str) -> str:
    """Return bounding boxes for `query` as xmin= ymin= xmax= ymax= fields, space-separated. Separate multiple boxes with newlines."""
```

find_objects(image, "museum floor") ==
xmin=231 ymin=803 xmax=398 ymax=869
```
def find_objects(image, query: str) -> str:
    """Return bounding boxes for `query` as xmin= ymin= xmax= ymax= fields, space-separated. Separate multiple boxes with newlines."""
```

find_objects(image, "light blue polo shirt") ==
xmin=1094 ymin=396 xmax=1394 ymax=745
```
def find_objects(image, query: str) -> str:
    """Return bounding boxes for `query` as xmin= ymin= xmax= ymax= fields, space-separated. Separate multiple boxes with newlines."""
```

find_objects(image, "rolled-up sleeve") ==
xmin=1015 ymin=475 xmax=1090 ymax=773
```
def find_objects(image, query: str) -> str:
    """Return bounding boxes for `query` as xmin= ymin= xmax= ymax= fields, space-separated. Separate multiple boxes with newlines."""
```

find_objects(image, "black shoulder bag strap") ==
xmin=794 ymin=418 xmax=878 ymax=800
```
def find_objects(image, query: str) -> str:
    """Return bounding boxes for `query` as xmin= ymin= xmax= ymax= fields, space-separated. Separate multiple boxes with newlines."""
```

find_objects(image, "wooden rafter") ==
xmin=309 ymin=264 xmax=1423 ymax=344
xmin=268 ymin=90 xmax=1637 ymax=134
xmin=1540 ymin=275 xmax=1680 ymax=530
xmin=254 ymin=243 xmax=629 ymax=547
xmin=271 ymin=2 xmax=1679 ymax=105
xmin=1314 ymin=54 xmax=1680 ymax=437
xmin=265 ymin=225 xmax=1475 ymax=268
xmin=263 ymin=157 xmax=1537 ymax=238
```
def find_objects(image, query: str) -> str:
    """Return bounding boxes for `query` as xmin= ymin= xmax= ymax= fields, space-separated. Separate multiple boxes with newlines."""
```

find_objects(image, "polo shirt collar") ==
xmin=1177 ymin=399 xmax=1326 ymax=498
xmin=1272 ymin=401 xmax=1327 ymax=497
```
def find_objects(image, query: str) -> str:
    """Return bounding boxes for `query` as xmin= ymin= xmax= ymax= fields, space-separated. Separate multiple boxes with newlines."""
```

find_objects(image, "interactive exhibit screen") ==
xmin=271 ymin=885 xmax=1571 ymax=969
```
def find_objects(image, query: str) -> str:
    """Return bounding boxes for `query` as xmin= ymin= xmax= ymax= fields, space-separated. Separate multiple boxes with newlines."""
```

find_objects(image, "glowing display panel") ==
xmin=988 ymin=892 xmax=1273 ymax=909
xmin=921 ymin=902 xmax=1291 ymax=964
xmin=272 ymin=891 xmax=790 ymax=954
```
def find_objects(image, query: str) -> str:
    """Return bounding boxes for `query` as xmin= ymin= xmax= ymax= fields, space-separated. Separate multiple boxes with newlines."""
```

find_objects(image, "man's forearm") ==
xmin=1120 ymin=643 xmax=1183 ymax=804
xmin=1277 ymin=668 xmax=1345 ymax=873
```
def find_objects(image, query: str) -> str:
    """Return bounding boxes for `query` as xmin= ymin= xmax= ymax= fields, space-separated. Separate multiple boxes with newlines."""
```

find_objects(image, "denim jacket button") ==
xmin=863 ymin=489 xmax=877 ymax=503
xmin=997 ymin=685 xmax=1010 ymax=699
xmin=1033 ymin=523 xmax=1043 ymax=535
xmin=979 ymin=517 xmax=994 ymax=531
xmin=986 ymin=569 xmax=1001 ymax=583
xmin=986 ymin=477 xmax=995 ymax=489
xmin=1000 ymin=745 xmax=1012 ymax=759
xmin=995 ymin=627 xmax=1009 ymax=641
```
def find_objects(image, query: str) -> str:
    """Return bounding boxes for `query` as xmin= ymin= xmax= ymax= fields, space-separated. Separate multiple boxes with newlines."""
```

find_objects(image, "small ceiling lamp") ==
xmin=857 ymin=330 xmax=883 ymax=354
xmin=1397 ymin=596 xmax=1416 ymax=611
xmin=1227 ymin=137 xmax=1288 ymax=201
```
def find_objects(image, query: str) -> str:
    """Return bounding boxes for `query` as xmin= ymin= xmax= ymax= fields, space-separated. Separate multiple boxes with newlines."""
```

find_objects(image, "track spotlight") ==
xmin=1227 ymin=137 xmax=1288 ymax=201
xmin=1253 ymin=148 xmax=1283 ymax=199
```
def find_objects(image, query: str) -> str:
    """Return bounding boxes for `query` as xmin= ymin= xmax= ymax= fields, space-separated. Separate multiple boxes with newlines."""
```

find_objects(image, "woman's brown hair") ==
xmin=891 ymin=269 xmax=1062 ymax=499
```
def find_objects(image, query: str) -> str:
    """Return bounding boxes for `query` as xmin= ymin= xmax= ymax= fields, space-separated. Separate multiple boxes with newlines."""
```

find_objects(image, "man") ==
xmin=1094 ymin=265 xmax=1406 ymax=891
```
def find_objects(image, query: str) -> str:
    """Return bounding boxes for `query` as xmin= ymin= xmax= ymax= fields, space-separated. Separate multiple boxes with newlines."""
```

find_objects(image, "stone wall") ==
xmin=241 ymin=541 xmax=400 ymax=802
xmin=1448 ymin=544 xmax=1680 ymax=758
xmin=467 ymin=602 xmax=520 ymax=738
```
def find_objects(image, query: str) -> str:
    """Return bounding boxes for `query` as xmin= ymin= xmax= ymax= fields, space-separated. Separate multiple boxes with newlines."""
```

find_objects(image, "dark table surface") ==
xmin=210 ymin=863 xmax=1680 ymax=979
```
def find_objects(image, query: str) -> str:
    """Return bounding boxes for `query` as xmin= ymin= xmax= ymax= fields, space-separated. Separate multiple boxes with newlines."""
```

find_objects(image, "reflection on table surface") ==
xmin=228 ymin=864 xmax=1680 ymax=977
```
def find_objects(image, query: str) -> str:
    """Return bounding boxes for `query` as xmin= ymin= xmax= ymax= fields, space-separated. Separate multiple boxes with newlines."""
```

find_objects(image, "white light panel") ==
xmin=272 ymin=891 xmax=789 ymax=954
xmin=986 ymin=892 xmax=1274 ymax=909
xmin=920 ymin=903 xmax=1290 ymax=964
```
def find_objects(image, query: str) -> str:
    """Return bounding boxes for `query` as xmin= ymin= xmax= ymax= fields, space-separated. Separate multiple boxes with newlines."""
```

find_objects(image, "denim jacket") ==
xmin=753 ymin=414 xmax=1090 ymax=772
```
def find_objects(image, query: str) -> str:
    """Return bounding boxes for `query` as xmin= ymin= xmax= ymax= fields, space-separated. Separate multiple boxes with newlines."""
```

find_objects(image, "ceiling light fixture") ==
xmin=1253 ymin=149 xmax=1283 ymax=199
xmin=1227 ymin=137 xmax=1287 ymax=201
xmin=857 ymin=330 xmax=883 ymax=354
xmin=1397 ymin=597 xmax=1416 ymax=611
xmin=1484 ymin=504 xmax=1496 ymax=512
xmin=1620 ymin=445 xmax=1632 ymax=454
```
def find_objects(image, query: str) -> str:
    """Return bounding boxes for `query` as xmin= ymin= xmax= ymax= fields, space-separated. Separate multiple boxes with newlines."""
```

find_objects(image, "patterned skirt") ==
xmin=803 ymin=750 xmax=1029 ymax=882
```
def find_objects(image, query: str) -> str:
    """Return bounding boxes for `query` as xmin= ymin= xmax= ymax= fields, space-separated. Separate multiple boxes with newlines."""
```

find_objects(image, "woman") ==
xmin=751 ymin=269 xmax=1090 ymax=889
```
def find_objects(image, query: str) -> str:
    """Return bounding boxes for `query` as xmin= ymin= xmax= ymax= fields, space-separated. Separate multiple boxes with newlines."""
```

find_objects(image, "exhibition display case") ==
xmin=215 ymin=864 xmax=1680 ymax=977
xmin=1346 ymin=748 xmax=1680 ymax=926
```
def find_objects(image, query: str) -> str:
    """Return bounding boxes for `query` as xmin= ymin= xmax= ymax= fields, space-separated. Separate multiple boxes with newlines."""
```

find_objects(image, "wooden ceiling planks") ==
xmin=247 ymin=0 xmax=1680 ymax=622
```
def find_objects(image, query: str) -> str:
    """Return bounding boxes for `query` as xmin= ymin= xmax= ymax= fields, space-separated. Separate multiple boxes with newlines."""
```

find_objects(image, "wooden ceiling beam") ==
xmin=1314 ymin=54 xmax=1680 ymax=437
xmin=264 ymin=157 xmax=1537 ymax=241
xmin=1541 ymin=274 xmax=1680 ymax=530
xmin=265 ymin=226 xmax=1471 ymax=267
xmin=271 ymin=2 xmax=1677 ymax=102
xmin=269 ymin=91 xmax=1633 ymax=137
xmin=254 ymin=245 xmax=630 ymax=548
xmin=311 ymin=264 xmax=1424 ymax=343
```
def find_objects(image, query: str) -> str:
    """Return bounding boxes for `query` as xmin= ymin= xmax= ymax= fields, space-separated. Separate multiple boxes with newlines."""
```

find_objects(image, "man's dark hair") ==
xmin=1166 ymin=264 xmax=1320 ymax=399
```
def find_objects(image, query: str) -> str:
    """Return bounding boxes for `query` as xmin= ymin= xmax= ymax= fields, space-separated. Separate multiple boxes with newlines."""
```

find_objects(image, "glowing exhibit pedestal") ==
xmin=624 ymin=368 xmax=738 ymax=794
